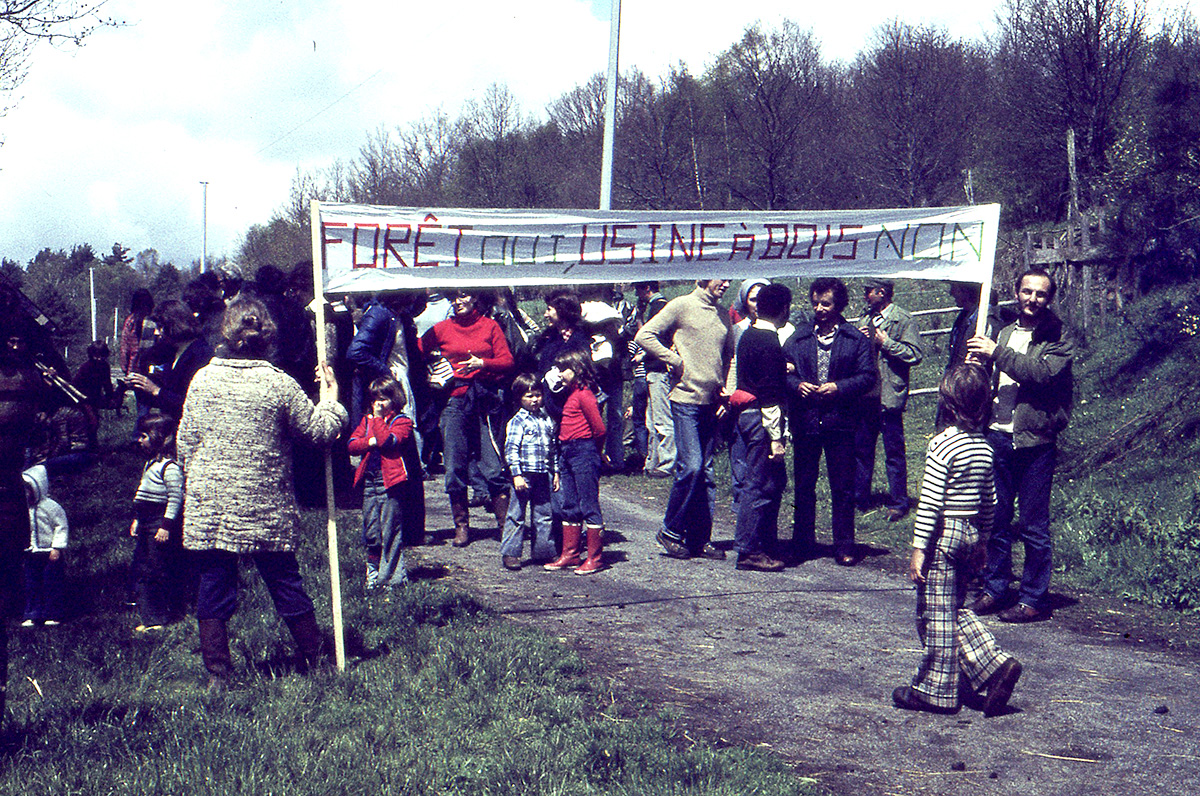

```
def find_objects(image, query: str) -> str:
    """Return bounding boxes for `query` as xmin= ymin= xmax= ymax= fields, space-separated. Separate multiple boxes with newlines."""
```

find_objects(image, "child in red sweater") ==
xmin=348 ymin=376 xmax=419 ymax=590
xmin=544 ymin=349 xmax=608 ymax=575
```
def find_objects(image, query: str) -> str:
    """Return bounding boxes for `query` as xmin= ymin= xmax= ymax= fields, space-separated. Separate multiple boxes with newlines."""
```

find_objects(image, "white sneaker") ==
xmin=19 ymin=619 xmax=35 ymax=628
xmin=43 ymin=620 xmax=61 ymax=627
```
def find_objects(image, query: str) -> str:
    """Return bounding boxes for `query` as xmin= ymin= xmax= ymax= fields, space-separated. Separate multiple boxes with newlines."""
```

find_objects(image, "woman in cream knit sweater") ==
xmin=178 ymin=296 xmax=347 ymax=686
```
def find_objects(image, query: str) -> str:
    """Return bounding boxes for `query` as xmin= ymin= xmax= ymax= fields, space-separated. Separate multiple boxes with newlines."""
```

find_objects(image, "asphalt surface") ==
xmin=412 ymin=481 xmax=1200 ymax=796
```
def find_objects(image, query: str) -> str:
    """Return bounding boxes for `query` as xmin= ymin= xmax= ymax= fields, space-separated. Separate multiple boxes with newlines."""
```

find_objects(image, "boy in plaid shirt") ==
xmin=500 ymin=374 xmax=558 ymax=570
xmin=893 ymin=363 xmax=1023 ymax=717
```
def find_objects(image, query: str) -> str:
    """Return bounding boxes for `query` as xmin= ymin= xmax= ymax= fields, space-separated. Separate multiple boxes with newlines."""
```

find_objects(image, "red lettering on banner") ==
xmin=788 ymin=224 xmax=817 ymax=259
xmin=609 ymin=224 xmax=636 ymax=264
xmin=647 ymin=224 xmax=661 ymax=263
xmin=579 ymin=224 xmax=589 ymax=263
xmin=818 ymin=225 xmax=834 ymax=259
xmin=414 ymin=214 xmax=441 ymax=267
xmin=600 ymin=225 xmax=608 ymax=262
xmin=352 ymin=224 xmax=381 ymax=268
xmin=448 ymin=225 xmax=472 ymax=266
xmin=697 ymin=224 xmax=724 ymax=261
xmin=669 ymin=224 xmax=695 ymax=261
xmin=759 ymin=224 xmax=788 ymax=259
xmin=833 ymin=224 xmax=862 ymax=260
xmin=730 ymin=225 xmax=755 ymax=260
xmin=322 ymin=222 xmax=347 ymax=245
xmin=383 ymin=224 xmax=412 ymax=268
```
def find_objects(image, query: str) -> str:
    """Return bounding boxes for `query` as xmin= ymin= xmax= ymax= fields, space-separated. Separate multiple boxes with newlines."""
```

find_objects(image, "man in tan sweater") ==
xmin=634 ymin=280 xmax=734 ymax=560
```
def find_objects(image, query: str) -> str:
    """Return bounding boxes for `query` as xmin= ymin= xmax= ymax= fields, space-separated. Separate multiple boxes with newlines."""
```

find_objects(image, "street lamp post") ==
xmin=200 ymin=180 xmax=209 ymax=272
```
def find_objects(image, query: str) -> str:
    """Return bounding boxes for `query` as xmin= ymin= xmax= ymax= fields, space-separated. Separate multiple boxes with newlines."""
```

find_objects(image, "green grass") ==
xmin=2 ymin=409 xmax=821 ymax=796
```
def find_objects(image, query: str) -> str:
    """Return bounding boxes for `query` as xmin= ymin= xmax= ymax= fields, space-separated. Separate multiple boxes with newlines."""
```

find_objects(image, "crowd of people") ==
xmin=0 ymin=265 xmax=1073 ymax=718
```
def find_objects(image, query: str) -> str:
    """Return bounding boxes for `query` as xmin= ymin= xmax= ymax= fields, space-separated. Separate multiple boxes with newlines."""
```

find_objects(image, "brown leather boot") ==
xmin=575 ymin=525 xmax=604 ymax=575
xmin=450 ymin=495 xmax=470 ymax=547
xmin=198 ymin=618 xmax=233 ymax=690
xmin=284 ymin=611 xmax=329 ymax=674
xmin=491 ymin=492 xmax=510 ymax=539
xmin=544 ymin=523 xmax=583 ymax=570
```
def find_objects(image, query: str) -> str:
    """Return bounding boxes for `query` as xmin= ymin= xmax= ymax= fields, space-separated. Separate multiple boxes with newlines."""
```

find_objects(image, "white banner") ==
xmin=315 ymin=203 xmax=1000 ymax=293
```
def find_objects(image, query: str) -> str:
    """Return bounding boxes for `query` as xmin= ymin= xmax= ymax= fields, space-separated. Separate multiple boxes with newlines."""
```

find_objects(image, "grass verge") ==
xmin=2 ymin=409 xmax=822 ymax=796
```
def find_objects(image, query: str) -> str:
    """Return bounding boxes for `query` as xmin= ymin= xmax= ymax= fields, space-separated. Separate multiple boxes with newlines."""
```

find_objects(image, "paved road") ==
xmin=413 ymin=482 xmax=1200 ymax=796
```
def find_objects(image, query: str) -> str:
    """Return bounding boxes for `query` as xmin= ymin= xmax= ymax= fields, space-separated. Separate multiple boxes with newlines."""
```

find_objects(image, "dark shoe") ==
xmin=892 ymin=686 xmax=959 ymax=715
xmin=450 ymin=497 xmax=470 ymax=548
xmin=887 ymin=507 xmax=909 ymax=523
xmin=467 ymin=492 xmax=488 ymax=508
xmin=491 ymin=492 xmax=510 ymax=537
xmin=199 ymin=618 xmax=233 ymax=688
xmin=835 ymin=551 xmax=858 ymax=567
xmin=967 ymin=592 xmax=999 ymax=615
xmin=656 ymin=530 xmax=692 ymax=559
xmin=736 ymin=552 xmax=785 ymax=572
xmin=698 ymin=543 xmax=726 ymax=561
xmin=982 ymin=658 xmax=1022 ymax=717
xmin=998 ymin=603 xmax=1047 ymax=623
xmin=284 ymin=611 xmax=330 ymax=674
xmin=502 ymin=555 xmax=522 ymax=571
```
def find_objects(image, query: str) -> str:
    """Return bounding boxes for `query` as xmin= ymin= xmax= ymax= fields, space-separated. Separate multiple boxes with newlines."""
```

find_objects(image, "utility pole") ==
xmin=200 ymin=180 xmax=209 ymax=272
xmin=599 ymin=0 xmax=621 ymax=211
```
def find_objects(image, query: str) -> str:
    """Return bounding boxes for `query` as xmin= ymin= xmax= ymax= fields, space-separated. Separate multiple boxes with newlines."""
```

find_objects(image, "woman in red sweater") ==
xmin=420 ymin=290 xmax=514 ymax=547
xmin=543 ymin=349 xmax=607 ymax=575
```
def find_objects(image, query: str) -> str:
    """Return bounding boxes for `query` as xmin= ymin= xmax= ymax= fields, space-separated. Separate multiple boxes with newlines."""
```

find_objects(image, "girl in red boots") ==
xmin=543 ymin=349 xmax=607 ymax=575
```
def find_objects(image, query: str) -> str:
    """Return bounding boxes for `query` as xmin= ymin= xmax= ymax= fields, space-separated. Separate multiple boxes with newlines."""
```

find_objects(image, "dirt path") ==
xmin=413 ymin=482 xmax=1200 ymax=796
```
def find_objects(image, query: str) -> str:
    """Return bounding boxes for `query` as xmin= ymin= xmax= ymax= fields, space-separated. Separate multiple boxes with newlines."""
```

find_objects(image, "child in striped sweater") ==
xmin=129 ymin=413 xmax=185 ymax=631
xmin=893 ymin=363 xmax=1023 ymax=717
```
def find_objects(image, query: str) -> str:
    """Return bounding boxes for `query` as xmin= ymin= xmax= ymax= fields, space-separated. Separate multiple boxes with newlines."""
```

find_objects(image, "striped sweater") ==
xmin=911 ymin=426 xmax=996 ymax=550
xmin=134 ymin=457 xmax=184 ymax=523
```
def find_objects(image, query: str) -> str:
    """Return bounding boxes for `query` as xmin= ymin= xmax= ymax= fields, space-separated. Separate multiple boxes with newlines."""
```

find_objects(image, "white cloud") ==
xmin=0 ymin=0 xmax=1002 ymax=270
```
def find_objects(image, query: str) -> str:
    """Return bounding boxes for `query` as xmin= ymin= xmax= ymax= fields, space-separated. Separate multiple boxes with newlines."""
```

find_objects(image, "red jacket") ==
xmin=348 ymin=413 xmax=414 ymax=489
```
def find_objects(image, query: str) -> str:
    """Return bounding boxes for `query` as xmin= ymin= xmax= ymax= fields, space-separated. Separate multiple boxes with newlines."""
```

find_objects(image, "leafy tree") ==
xmin=102 ymin=242 xmax=132 ymax=266
xmin=0 ymin=257 xmax=22 ymax=287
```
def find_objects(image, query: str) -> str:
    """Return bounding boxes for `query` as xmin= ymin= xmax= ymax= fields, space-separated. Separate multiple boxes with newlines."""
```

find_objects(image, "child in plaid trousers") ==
xmin=893 ymin=363 xmax=1023 ymax=717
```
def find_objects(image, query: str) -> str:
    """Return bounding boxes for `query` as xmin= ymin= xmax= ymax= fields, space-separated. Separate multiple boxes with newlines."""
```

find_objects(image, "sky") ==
xmin=0 ymin=0 xmax=1005 ymax=271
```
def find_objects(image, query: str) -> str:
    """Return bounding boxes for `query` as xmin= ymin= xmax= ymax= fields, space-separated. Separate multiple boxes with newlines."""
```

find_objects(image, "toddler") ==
xmin=129 ymin=413 xmax=185 ymax=631
xmin=21 ymin=464 xmax=68 ymax=627
xmin=500 ymin=374 xmax=558 ymax=570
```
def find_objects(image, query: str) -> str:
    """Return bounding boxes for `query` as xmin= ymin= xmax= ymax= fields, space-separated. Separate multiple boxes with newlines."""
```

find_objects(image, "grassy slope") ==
xmin=1 ymin=411 xmax=819 ymax=796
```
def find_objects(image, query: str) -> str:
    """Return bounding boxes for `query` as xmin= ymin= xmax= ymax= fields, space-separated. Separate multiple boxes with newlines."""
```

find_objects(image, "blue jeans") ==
xmin=733 ymin=409 xmax=787 ymax=556
xmin=194 ymin=549 xmax=315 ymax=622
xmin=793 ymin=430 xmax=856 ymax=557
xmin=981 ymin=431 xmax=1056 ymax=611
xmin=22 ymin=552 xmax=65 ymax=623
xmin=557 ymin=440 xmax=603 ymax=527
xmin=662 ymin=401 xmax=718 ymax=550
xmin=854 ymin=407 xmax=910 ymax=512
xmin=361 ymin=469 xmax=410 ymax=588
xmin=629 ymin=377 xmax=649 ymax=461
xmin=440 ymin=393 xmax=507 ymax=500
xmin=501 ymin=472 xmax=555 ymax=560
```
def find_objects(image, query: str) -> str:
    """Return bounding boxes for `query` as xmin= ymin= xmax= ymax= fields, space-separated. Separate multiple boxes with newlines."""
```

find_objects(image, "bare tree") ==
xmin=1 ymin=1 xmax=115 ymax=113
xmin=851 ymin=22 xmax=987 ymax=207
xmin=710 ymin=21 xmax=827 ymax=210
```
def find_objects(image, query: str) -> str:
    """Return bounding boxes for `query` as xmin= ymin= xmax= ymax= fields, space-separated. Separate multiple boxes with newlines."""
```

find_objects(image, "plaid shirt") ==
xmin=504 ymin=407 xmax=557 ymax=477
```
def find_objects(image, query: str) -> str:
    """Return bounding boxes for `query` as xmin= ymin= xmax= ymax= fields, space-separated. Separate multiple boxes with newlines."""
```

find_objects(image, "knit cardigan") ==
xmin=177 ymin=358 xmax=348 ymax=554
